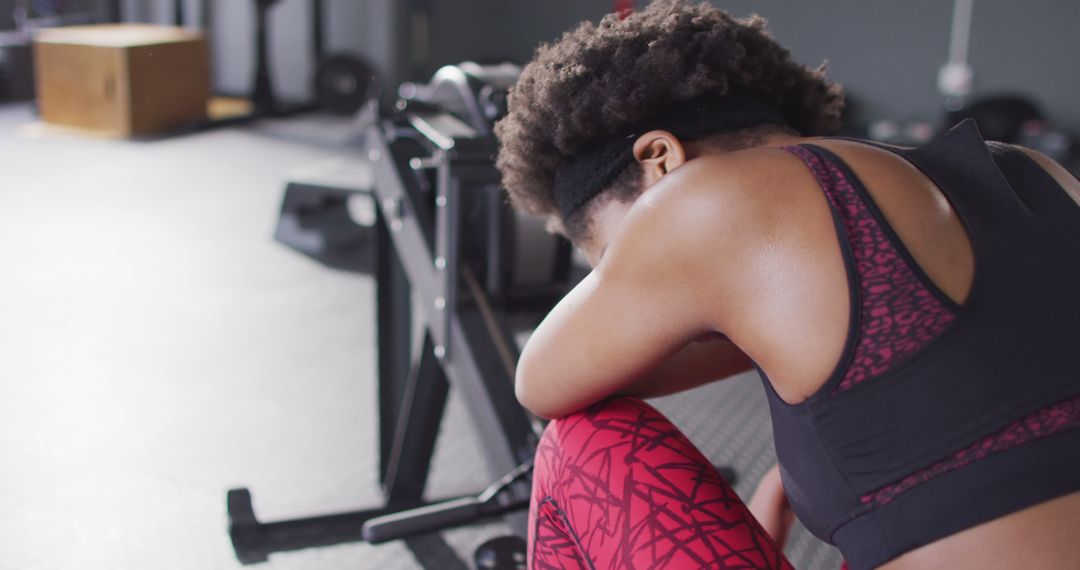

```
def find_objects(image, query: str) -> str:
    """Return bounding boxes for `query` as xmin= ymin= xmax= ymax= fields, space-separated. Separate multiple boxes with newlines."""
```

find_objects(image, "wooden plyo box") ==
xmin=33 ymin=24 xmax=210 ymax=137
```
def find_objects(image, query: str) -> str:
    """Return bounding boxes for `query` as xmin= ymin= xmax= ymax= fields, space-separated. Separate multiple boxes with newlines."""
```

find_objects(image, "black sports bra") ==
xmin=767 ymin=120 xmax=1080 ymax=569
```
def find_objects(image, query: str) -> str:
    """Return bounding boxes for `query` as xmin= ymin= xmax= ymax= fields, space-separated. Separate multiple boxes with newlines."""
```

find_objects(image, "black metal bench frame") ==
xmin=226 ymin=102 xmax=559 ymax=565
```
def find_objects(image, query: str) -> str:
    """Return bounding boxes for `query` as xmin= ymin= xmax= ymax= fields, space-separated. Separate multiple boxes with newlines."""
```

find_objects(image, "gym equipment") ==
xmin=250 ymin=0 xmax=283 ymax=114
xmin=945 ymin=95 xmax=1043 ymax=144
xmin=247 ymin=0 xmax=378 ymax=118
xmin=361 ymin=460 xmax=533 ymax=544
xmin=187 ymin=0 xmax=377 ymax=129
xmin=315 ymin=54 xmax=378 ymax=116
xmin=474 ymin=536 xmax=528 ymax=570
xmin=396 ymin=62 xmax=517 ymax=137
xmin=0 ymin=42 xmax=33 ymax=101
xmin=229 ymin=62 xmax=574 ymax=566
xmin=272 ymin=159 xmax=375 ymax=270
xmin=15 ymin=0 xmax=102 ymax=26
xmin=938 ymin=0 xmax=975 ymax=111
xmin=1 ymin=0 xmax=113 ymax=102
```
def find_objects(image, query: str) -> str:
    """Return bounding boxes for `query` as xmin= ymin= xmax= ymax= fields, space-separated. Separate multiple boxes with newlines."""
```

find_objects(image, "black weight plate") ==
xmin=314 ymin=54 xmax=376 ymax=115
xmin=474 ymin=535 xmax=527 ymax=570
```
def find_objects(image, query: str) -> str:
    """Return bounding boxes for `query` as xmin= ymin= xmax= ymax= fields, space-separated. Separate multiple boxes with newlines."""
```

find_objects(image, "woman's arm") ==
xmin=617 ymin=336 xmax=754 ymax=399
xmin=515 ymin=261 xmax=707 ymax=419
xmin=515 ymin=163 xmax=761 ymax=419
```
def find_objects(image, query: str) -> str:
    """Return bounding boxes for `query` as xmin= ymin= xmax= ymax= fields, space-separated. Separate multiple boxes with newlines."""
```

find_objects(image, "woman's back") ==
xmin=709 ymin=122 xmax=1080 ymax=568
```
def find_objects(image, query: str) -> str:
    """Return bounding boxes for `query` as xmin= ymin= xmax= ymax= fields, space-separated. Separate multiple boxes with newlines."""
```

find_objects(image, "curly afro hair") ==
xmin=495 ymin=0 xmax=845 ymax=225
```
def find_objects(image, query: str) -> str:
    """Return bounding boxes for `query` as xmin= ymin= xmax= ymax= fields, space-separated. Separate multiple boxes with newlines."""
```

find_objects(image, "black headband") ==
xmin=551 ymin=92 xmax=788 ymax=220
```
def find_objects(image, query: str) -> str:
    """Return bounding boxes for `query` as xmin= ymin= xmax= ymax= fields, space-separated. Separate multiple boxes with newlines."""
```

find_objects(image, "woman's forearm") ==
xmin=617 ymin=338 xmax=754 ymax=399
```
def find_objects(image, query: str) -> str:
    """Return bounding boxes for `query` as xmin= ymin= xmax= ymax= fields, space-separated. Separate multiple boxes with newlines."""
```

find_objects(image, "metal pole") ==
xmin=252 ymin=0 xmax=278 ymax=113
xmin=312 ymin=0 xmax=324 ymax=63
xmin=939 ymin=0 xmax=976 ymax=111
xmin=948 ymin=0 xmax=975 ymax=66
xmin=108 ymin=0 xmax=123 ymax=22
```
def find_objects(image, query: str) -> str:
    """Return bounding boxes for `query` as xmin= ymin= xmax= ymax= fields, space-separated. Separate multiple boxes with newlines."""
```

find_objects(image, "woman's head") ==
xmin=495 ymin=0 xmax=844 ymax=246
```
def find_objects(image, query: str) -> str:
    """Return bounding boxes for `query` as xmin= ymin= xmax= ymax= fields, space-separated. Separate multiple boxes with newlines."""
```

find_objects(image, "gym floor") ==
xmin=0 ymin=102 xmax=841 ymax=569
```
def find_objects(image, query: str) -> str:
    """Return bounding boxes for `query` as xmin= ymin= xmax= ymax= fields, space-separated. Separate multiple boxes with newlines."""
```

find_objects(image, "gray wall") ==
xmin=421 ymin=0 xmax=501 ymax=75
xmin=423 ymin=0 xmax=1080 ymax=133
xmin=108 ymin=0 xmax=1079 ymax=132
xmin=964 ymin=0 xmax=1080 ymax=132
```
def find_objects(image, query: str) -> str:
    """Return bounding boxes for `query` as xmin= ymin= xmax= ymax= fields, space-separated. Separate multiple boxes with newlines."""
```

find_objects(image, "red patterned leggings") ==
xmin=528 ymin=397 xmax=794 ymax=569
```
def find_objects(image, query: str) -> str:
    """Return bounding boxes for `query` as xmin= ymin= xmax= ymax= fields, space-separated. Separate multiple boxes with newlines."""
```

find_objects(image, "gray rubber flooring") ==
xmin=0 ymin=104 xmax=840 ymax=569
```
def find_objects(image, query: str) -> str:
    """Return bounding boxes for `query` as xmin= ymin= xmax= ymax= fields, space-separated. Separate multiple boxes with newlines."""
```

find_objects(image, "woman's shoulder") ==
xmin=604 ymin=142 xmax=853 ymax=389
xmin=629 ymin=143 xmax=826 ymax=242
xmin=603 ymin=143 xmax=829 ymax=295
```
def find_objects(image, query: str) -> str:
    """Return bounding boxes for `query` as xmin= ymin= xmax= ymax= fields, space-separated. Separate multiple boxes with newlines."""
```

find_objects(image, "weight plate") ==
xmin=315 ymin=54 xmax=376 ymax=115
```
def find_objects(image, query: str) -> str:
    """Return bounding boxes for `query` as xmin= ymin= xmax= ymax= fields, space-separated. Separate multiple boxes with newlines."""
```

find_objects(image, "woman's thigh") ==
xmin=528 ymin=396 xmax=792 ymax=569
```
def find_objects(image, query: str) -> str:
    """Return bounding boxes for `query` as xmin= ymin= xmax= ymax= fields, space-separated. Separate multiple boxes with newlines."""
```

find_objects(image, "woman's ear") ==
xmin=632 ymin=130 xmax=688 ymax=187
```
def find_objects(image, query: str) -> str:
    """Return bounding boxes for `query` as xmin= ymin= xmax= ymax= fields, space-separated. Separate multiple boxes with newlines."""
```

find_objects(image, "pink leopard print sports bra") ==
xmin=762 ymin=120 xmax=1080 ymax=570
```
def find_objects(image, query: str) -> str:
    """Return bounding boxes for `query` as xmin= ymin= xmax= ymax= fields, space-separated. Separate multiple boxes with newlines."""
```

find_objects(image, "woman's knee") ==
xmin=539 ymin=395 xmax=660 ymax=432
xmin=532 ymin=396 xmax=690 ymax=488
xmin=533 ymin=397 xmax=653 ymax=486
xmin=535 ymin=396 xmax=657 ymax=453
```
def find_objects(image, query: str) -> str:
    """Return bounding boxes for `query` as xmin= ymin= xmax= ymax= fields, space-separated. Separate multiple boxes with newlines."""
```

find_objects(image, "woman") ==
xmin=494 ymin=1 xmax=1080 ymax=569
